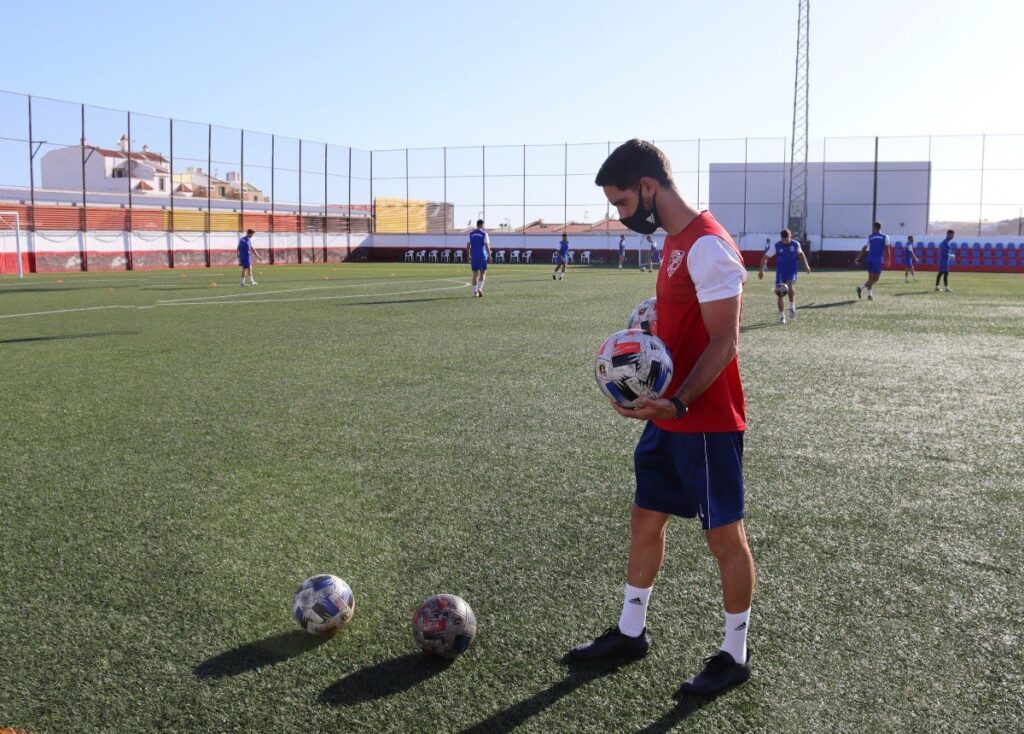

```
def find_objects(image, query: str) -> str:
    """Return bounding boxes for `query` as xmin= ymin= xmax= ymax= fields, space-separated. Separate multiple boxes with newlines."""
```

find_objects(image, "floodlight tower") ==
xmin=788 ymin=0 xmax=810 ymax=244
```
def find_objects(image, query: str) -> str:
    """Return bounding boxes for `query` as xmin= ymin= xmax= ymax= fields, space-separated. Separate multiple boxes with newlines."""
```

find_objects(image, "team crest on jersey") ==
xmin=666 ymin=249 xmax=685 ymax=278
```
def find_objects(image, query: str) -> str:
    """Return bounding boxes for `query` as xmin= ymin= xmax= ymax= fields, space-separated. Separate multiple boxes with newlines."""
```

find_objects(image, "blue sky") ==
xmin=2 ymin=0 xmax=1021 ymax=149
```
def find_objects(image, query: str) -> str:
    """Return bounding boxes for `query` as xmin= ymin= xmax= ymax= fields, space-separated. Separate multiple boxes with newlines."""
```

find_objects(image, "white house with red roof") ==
xmin=40 ymin=135 xmax=190 ymax=196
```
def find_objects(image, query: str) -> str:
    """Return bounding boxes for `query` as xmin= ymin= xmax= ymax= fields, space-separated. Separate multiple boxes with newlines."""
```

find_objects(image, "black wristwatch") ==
xmin=669 ymin=397 xmax=688 ymax=420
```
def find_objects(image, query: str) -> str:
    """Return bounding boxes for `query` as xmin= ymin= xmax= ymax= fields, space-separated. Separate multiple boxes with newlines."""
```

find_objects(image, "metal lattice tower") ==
xmin=788 ymin=0 xmax=810 ymax=241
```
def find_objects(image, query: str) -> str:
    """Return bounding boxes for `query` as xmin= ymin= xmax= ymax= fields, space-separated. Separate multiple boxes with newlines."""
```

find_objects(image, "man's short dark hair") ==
xmin=476 ymin=219 xmax=484 ymax=227
xmin=947 ymin=229 xmax=955 ymax=236
xmin=595 ymin=139 xmax=674 ymax=190
xmin=873 ymin=222 xmax=882 ymax=230
xmin=246 ymin=229 xmax=255 ymax=235
xmin=781 ymin=229 xmax=791 ymax=238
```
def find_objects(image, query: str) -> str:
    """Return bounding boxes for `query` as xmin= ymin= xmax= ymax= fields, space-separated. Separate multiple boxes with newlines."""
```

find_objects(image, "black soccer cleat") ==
xmin=677 ymin=650 xmax=751 ymax=696
xmin=856 ymin=285 xmax=862 ymax=299
xmin=566 ymin=626 xmax=650 ymax=662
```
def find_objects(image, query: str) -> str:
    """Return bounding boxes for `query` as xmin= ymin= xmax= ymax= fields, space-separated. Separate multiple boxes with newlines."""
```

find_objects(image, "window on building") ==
xmin=219 ymin=187 xmax=226 ymax=196
xmin=158 ymin=178 xmax=165 ymax=191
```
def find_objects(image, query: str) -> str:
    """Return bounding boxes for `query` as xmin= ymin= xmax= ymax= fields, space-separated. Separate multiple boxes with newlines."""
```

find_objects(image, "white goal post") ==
xmin=0 ymin=210 xmax=24 ymax=278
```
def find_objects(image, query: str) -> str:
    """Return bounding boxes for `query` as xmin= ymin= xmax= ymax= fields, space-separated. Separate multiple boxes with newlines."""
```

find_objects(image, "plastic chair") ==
xmin=581 ymin=250 xmax=591 ymax=264
xmin=566 ymin=250 xmax=575 ymax=264
xmin=404 ymin=250 xmax=415 ymax=262
xmin=454 ymin=250 xmax=464 ymax=263
xmin=495 ymin=250 xmax=506 ymax=263
xmin=551 ymin=251 xmax=559 ymax=263
xmin=510 ymin=250 xmax=520 ymax=263
xmin=428 ymin=250 xmax=438 ymax=262
xmin=440 ymin=249 xmax=451 ymax=262
xmin=522 ymin=250 xmax=532 ymax=263
xmin=416 ymin=250 xmax=427 ymax=262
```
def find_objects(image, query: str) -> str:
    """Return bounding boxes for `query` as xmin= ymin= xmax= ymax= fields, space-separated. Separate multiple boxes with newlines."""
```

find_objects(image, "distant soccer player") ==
xmin=569 ymin=139 xmax=754 ymax=698
xmin=238 ymin=229 xmax=264 ymax=286
xmin=903 ymin=235 xmax=918 ymax=282
xmin=647 ymin=235 xmax=660 ymax=270
xmin=757 ymin=229 xmax=811 ymax=323
xmin=854 ymin=222 xmax=890 ymax=301
xmin=553 ymin=233 xmax=569 ymax=280
xmin=935 ymin=229 xmax=954 ymax=292
xmin=467 ymin=219 xmax=490 ymax=297
xmin=618 ymin=234 xmax=627 ymax=269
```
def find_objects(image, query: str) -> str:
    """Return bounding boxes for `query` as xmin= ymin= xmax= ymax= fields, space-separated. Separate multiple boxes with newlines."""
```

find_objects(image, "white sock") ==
xmin=478 ymin=281 xmax=484 ymax=292
xmin=617 ymin=583 xmax=652 ymax=637
xmin=721 ymin=608 xmax=750 ymax=663
xmin=789 ymin=299 xmax=796 ymax=311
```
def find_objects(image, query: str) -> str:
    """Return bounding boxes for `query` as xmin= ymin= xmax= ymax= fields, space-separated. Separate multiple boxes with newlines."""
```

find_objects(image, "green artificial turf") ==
xmin=0 ymin=264 xmax=1021 ymax=732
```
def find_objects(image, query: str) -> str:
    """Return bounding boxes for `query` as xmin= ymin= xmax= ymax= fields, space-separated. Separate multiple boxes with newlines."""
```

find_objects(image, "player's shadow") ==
xmin=740 ymin=321 xmax=783 ymax=332
xmin=194 ymin=630 xmax=327 ymax=679
xmin=799 ymin=299 xmax=857 ymax=310
xmin=634 ymin=692 xmax=722 ymax=733
xmin=0 ymin=330 xmax=138 ymax=345
xmin=318 ymin=653 xmax=453 ymax=706
xmin=459 ymin=659 xmax=628 ymax=734
xmin=893 ymin=290 xmax=933 ymax=297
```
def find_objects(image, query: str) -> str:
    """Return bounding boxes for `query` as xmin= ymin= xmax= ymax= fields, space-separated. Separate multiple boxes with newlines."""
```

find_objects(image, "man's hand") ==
xmin=757 ymin=270 xmax=764 ymax=280
xmin=610 ymin=397 xmax=675 ymax=421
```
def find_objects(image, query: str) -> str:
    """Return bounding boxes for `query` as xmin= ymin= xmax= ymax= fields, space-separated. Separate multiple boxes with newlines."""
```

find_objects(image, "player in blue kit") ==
xmin=757 ymin=229 xmax=810 ymax=323
xmin=466 ymin=219 xmax=490 ymax=297
xmin=553 ymin=234 xmax=569 ymax=280
xmin=238 ymin=229 xmax=263 ymax=286
xmin=935 ymin=229 xmax=954 ymax=292
xmin=618 ymin=234 xmax=627 ymax=269
xmin=903 ymin=235 xmax=919 ymax=282
xmin=854 ymin=222 xmax=890 ymax=301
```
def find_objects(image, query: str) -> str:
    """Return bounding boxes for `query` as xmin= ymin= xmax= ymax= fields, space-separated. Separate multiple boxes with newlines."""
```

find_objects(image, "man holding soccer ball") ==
xmin=757 ymin=228 xmax=811 ymax=323
xmin=568 ymin=139 xmax=754 ymax=697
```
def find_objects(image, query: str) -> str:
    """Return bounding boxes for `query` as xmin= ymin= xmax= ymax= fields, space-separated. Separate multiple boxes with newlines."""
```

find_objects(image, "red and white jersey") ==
xmin=654 ymin=211 xmax=747 ymax=433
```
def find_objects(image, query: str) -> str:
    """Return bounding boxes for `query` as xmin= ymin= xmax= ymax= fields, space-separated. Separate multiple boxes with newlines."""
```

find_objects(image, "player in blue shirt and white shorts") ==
xmin=617 ymin=234 xmax=626 ymax=269
xmin=466 ymin=219 xmax=490 ymax=297
xmin=903 ymin=235 xmax=919 ymax=282
xmin=854 ymin=222 xmax=891 ymax=301
xmin=757 ymin=229 xmax=810 ymax=323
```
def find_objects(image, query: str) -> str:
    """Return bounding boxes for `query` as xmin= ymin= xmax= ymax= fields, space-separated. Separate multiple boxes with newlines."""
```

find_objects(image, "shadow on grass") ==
xmin=740 ymin=321 xmax=782 ymax=332
xmin=459 ymin=659 xmax=628 ymax=734
xmin=0 ymin=330 xmax=138 ymax=345
xmin=893 ymin=290 xmax=934 ymax=297
xmin=634 ymin=692 xmax=721 ymax=733
xmin=194 ymin=630 xmax=327 ymax=679
xmin=319 ymin=653 xmax=452 ymax=706
xmin=799 ymin=299 xmax=857 ymax=310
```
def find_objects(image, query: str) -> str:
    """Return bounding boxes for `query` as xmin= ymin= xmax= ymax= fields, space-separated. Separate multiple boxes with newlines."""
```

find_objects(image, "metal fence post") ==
xmin=870 ymin=135 xmax=879 ymax=226
xmin=819 ymin=137 xmax=827 ymax=251
xmin=741 ymin=137 xmax=748 ymax=242
xmin=169 ymin=117 xmax=175 ymax=268
xmin=521 ymin=144 xmax=526 ymax=238
xmin=240 ymin=128 xmax=245 ymax=239
xmin=125 ymin=110 xmax=132 ymax=271
xmin=270 ymin=134 xmax=276 ymax=264
xmin=346 ymin=146 xmax=352 ymax=259
xmin=482 ymin=144 xmax=486 ymax=226
xmin=978 ymin=134 xmax=986 ymax=236
xmin=298 ymin=138 xmax=303 ymax=263
xmin=443 ymin=146 xmax=448 ymax=236
xmin=369 ymin=150 xmax=374 ymax=234
xmin=206 ymin=123 xmax=212 ymax=267
xmin=563 ymin=142 xmax=567 ymax=229
xmin=324 ymin=144 xmax=329 ymax=262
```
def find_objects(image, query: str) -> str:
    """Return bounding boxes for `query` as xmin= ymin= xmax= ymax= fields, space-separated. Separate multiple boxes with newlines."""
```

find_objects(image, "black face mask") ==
xmin=620 ymin=185 xmax=660 ymax=234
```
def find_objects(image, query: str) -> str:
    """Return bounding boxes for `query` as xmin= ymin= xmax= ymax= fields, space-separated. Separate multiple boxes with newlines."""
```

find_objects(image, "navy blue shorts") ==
xmin=239 ymin=257 xmax=251 ymax=269
xmin=867 ymin=258 xmax=883 ymax=275
xmin=775 ymin=269 xmax=797 ymax=285
xmin=471 ymin=255 xmax=488 ymax=271
xmin=634 ymin=423 xmax=745 ymax=530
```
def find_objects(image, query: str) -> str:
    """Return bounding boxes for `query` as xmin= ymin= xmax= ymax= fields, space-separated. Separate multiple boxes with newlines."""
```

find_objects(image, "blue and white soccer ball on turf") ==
xmin=293 ymin=574 xmax=355 ymax=636
xmin=594 ymin=328 xmax=674 ymax=408
xmin=627 ymin=296 xmax=658 ymax=335
xmin=774 ymin=283 xmax=789 ymax=297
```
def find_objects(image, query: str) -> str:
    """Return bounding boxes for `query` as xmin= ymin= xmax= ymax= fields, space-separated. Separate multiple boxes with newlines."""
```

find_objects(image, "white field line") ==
xmin=0 ymin=279 xmax=471 ymax=320
xmin=155 ymin=277 xmax=465 ymax=303
xmin=159 ymin=280 xmax=471 ymax=307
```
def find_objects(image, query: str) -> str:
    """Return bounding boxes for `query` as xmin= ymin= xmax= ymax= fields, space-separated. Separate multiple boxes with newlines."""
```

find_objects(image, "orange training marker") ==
xmin=210 ymin=282 xmax=218 ymax=288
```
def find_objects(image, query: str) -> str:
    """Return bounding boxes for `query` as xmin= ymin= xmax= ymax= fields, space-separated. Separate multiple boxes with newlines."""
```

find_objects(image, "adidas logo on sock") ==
xmin=734 ymin=621 xmax=747 ymax=631
xmin=628 ymin=597 xmax=643 ymax=605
